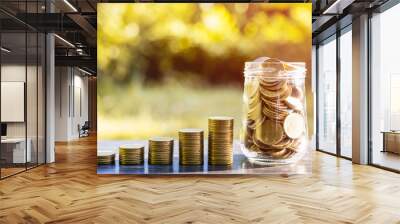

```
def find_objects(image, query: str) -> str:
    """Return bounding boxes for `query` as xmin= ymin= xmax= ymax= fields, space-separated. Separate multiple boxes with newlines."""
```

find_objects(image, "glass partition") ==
xmin=1 ymin=30 xmax=28 ymax=177
xmin=339 ymin=28 xmax=352 ymax=158
xmin=0 ymin=2 xmax=46 ymax=179
xmin=371 ymin=4 xmax=400 ymax=171
xmin=27 ymin=30 xmax=38 ymax=169
xmin=317 ymin=36 xmax=337 ymax=154
xmin=38 ymin=32 xmax=45 ymax=165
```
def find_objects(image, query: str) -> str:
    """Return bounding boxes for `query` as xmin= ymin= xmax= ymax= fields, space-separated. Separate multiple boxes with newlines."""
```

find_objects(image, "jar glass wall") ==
xmin=240 ymin=57 xmax=308 ymax=165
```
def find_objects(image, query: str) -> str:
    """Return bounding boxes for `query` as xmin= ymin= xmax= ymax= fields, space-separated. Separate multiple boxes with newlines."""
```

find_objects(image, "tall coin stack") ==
xmin=148 ymin=137 xmax=174 ymax=165
xmin=179 ymin=129 xmax=204 ymax=165
xmin=208 ymin=117 xmax=234 ymax=165
xmin=119 ymin=144 xmax=144 ymax=165
xmin=97 ymin=151 xmax=115 ymax=165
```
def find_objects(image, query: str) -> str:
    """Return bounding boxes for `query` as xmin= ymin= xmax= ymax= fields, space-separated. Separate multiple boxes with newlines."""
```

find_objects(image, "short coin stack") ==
xmin=208 ymin=117 xmax=234 ymax=165
xmin=119 ymin=144 xmax=144 ymax=165
xmin=179 ymin=129 xmax=204 ymax=165
xmin=97 ymin=151 xmax=115 ymax=165
xmin=148 ymin=137 xmax=174 ymax=165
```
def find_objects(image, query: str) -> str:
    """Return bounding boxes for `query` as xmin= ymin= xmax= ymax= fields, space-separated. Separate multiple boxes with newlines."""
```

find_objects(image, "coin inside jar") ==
xmin=254 ymin=119 xmax=284 ymax=146
xmin=262 ymin=103 xmax=288 ymax=121
xmin=247 ymin=91 xmax=261 ymax=109
xmin=283 ymin=112 xmax=305 ymax=139
xmin=260 ymin=83 xmax=292 ymax=100
xmin=260 ymin=58 xmax=285 ymax=75
xmin=244 ymin=78 xmax=259 ymax=98
xmin=284 ymin=96 xmax=303 ymax=111
xmin=247 ymin=102 xmax=262 ymax=121
xmin=246 ymin=116 xmax=265 ymax=130
xmin=290 ymin=85 xmax=304 ymax=100
xmin=259 ymin=79 xmax=287 ymax=91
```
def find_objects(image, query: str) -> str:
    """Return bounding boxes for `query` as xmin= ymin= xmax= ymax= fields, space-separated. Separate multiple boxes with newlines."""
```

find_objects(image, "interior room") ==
xmin=0 ymin=7 xmax=46 ymax=178
xmin=0 ymin=0 xmax=400 ymax=223
xmin=370 ymin=3 xmax=400 ymax=171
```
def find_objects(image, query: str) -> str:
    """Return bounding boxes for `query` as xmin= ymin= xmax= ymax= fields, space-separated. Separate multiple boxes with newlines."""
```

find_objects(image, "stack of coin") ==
xmin=179 ymin=129 xmax=204 ymax=165
xmin=97 ymin=151 xmax=115 ymax=165
xmin=208 ymin=117 xmax=234 ymax=165
xmin=243 ymin=58 xmax=306 ymax=160
xmin=148 ymin=137 xmax=174 ymax=165
xmin=119 ymin=144 xmax=144 ymax=165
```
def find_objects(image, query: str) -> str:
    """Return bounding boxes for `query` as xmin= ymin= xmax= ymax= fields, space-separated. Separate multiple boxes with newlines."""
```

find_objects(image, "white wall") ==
xmin=1 ymin=65 xmax=41 ymax=138
xmin=55 ymin=67 xmax=70 ymax=141
xmin=1 ymin=65 xmax=26 ymax=139
xmin=55 ymin=67 xmax=89 ymax=141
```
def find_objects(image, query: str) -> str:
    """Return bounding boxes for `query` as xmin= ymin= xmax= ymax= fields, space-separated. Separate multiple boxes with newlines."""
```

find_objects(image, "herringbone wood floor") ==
xmin=1 ymin=135 xmax=400 ymax=224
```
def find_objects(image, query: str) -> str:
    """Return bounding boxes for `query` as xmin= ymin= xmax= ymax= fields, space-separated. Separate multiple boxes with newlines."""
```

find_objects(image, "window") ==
xmin=339 ymin=28 xmax=352 ymax=158
xmin=317 ymin=36 xmax=337 ymax=154
xmin=371 ymin=3 xmax=400 ymax=171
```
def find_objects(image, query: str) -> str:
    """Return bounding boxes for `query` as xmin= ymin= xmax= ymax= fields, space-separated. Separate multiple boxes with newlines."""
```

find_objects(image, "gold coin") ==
xmin=260 ymin=83 xmax=292 ymax=100
xmin=284 ymin=97 xmax=303 ymax=111
xmin=259 ymin=79 xmax=287 ymax=91
xmin=120 ymin=144 xmax=144 ymax=150
xmin=247 ymin=102 xmax=262 ymax=121
xmin=268 ymin=148 xmax=291 ymax=159
xmin=262 ymin=104 xmax=288 ymax=121
xmin=253 ymin=138 xmax=282 ymax=153
xmin=244 ymin=78 xmax=259 ymax=99
xmin=97 ymin=151 xmax=115 ymax=165
xmin=272 ymin=137 xmax=293 ymax=149
xmin=208 ymin=136 xmax=233 ymax=140
xmin=283 ymin=62 xmax=300 ymax=72
xmin=255 ymin=119 xmax=284 ymax=146
xmin=149 ymin=137 xmax=174 ymax=143
xmin=208 ymin=116 xmax=234 ymax=122
xmin=208 ymin=135 xmax=233 ymax=139
xmin=290 ymin=85 xmax=304 ymax=100
xmin=179 ymin=128 xmax=204 ymax=134
xmin=246 ymin=116 xmax=265 ymax=130
xmin=262 ymin=99 xmax=289 ymax=113
xmin=246 ymin=91 xmax=261 ymax=109
xmin=283 ymin=113 xmax=305 ymax=139
xmin=259 ymin=57 xmax=285 ymax=75
xmin=98 ymin=151 xmax=114 ymax=156
xmin=249 ymin=144 xmax=262 ymax=153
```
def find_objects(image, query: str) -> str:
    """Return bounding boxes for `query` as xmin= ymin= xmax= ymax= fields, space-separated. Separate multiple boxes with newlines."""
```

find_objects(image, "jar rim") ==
xmin=244 ymin=61 xmax=306 ymax=78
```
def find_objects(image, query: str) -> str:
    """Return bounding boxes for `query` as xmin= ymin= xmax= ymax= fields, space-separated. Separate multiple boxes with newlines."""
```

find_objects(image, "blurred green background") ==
xmin=98 ymin=3 xmax=312 ymax=140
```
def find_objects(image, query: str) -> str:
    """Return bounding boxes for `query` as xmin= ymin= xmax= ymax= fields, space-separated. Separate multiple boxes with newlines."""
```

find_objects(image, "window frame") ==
xmin=315 ymin=24 xmax=353 ymax=161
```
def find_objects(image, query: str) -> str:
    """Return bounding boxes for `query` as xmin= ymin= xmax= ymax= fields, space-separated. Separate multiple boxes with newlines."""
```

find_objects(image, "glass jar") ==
xmin=240 ymin=57 xmax=308 ymax=165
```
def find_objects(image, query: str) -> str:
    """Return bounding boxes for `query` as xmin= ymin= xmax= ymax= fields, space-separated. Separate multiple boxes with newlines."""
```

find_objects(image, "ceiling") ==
xmin=312 ymin=0 xmax=391 ymax=44
xmin=1 ymin=0 xmax=98 ymax=74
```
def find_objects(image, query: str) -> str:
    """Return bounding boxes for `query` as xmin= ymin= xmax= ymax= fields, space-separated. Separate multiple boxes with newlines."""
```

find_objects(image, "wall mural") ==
xmin=97 ymin=3 xmax=312 ymax=175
